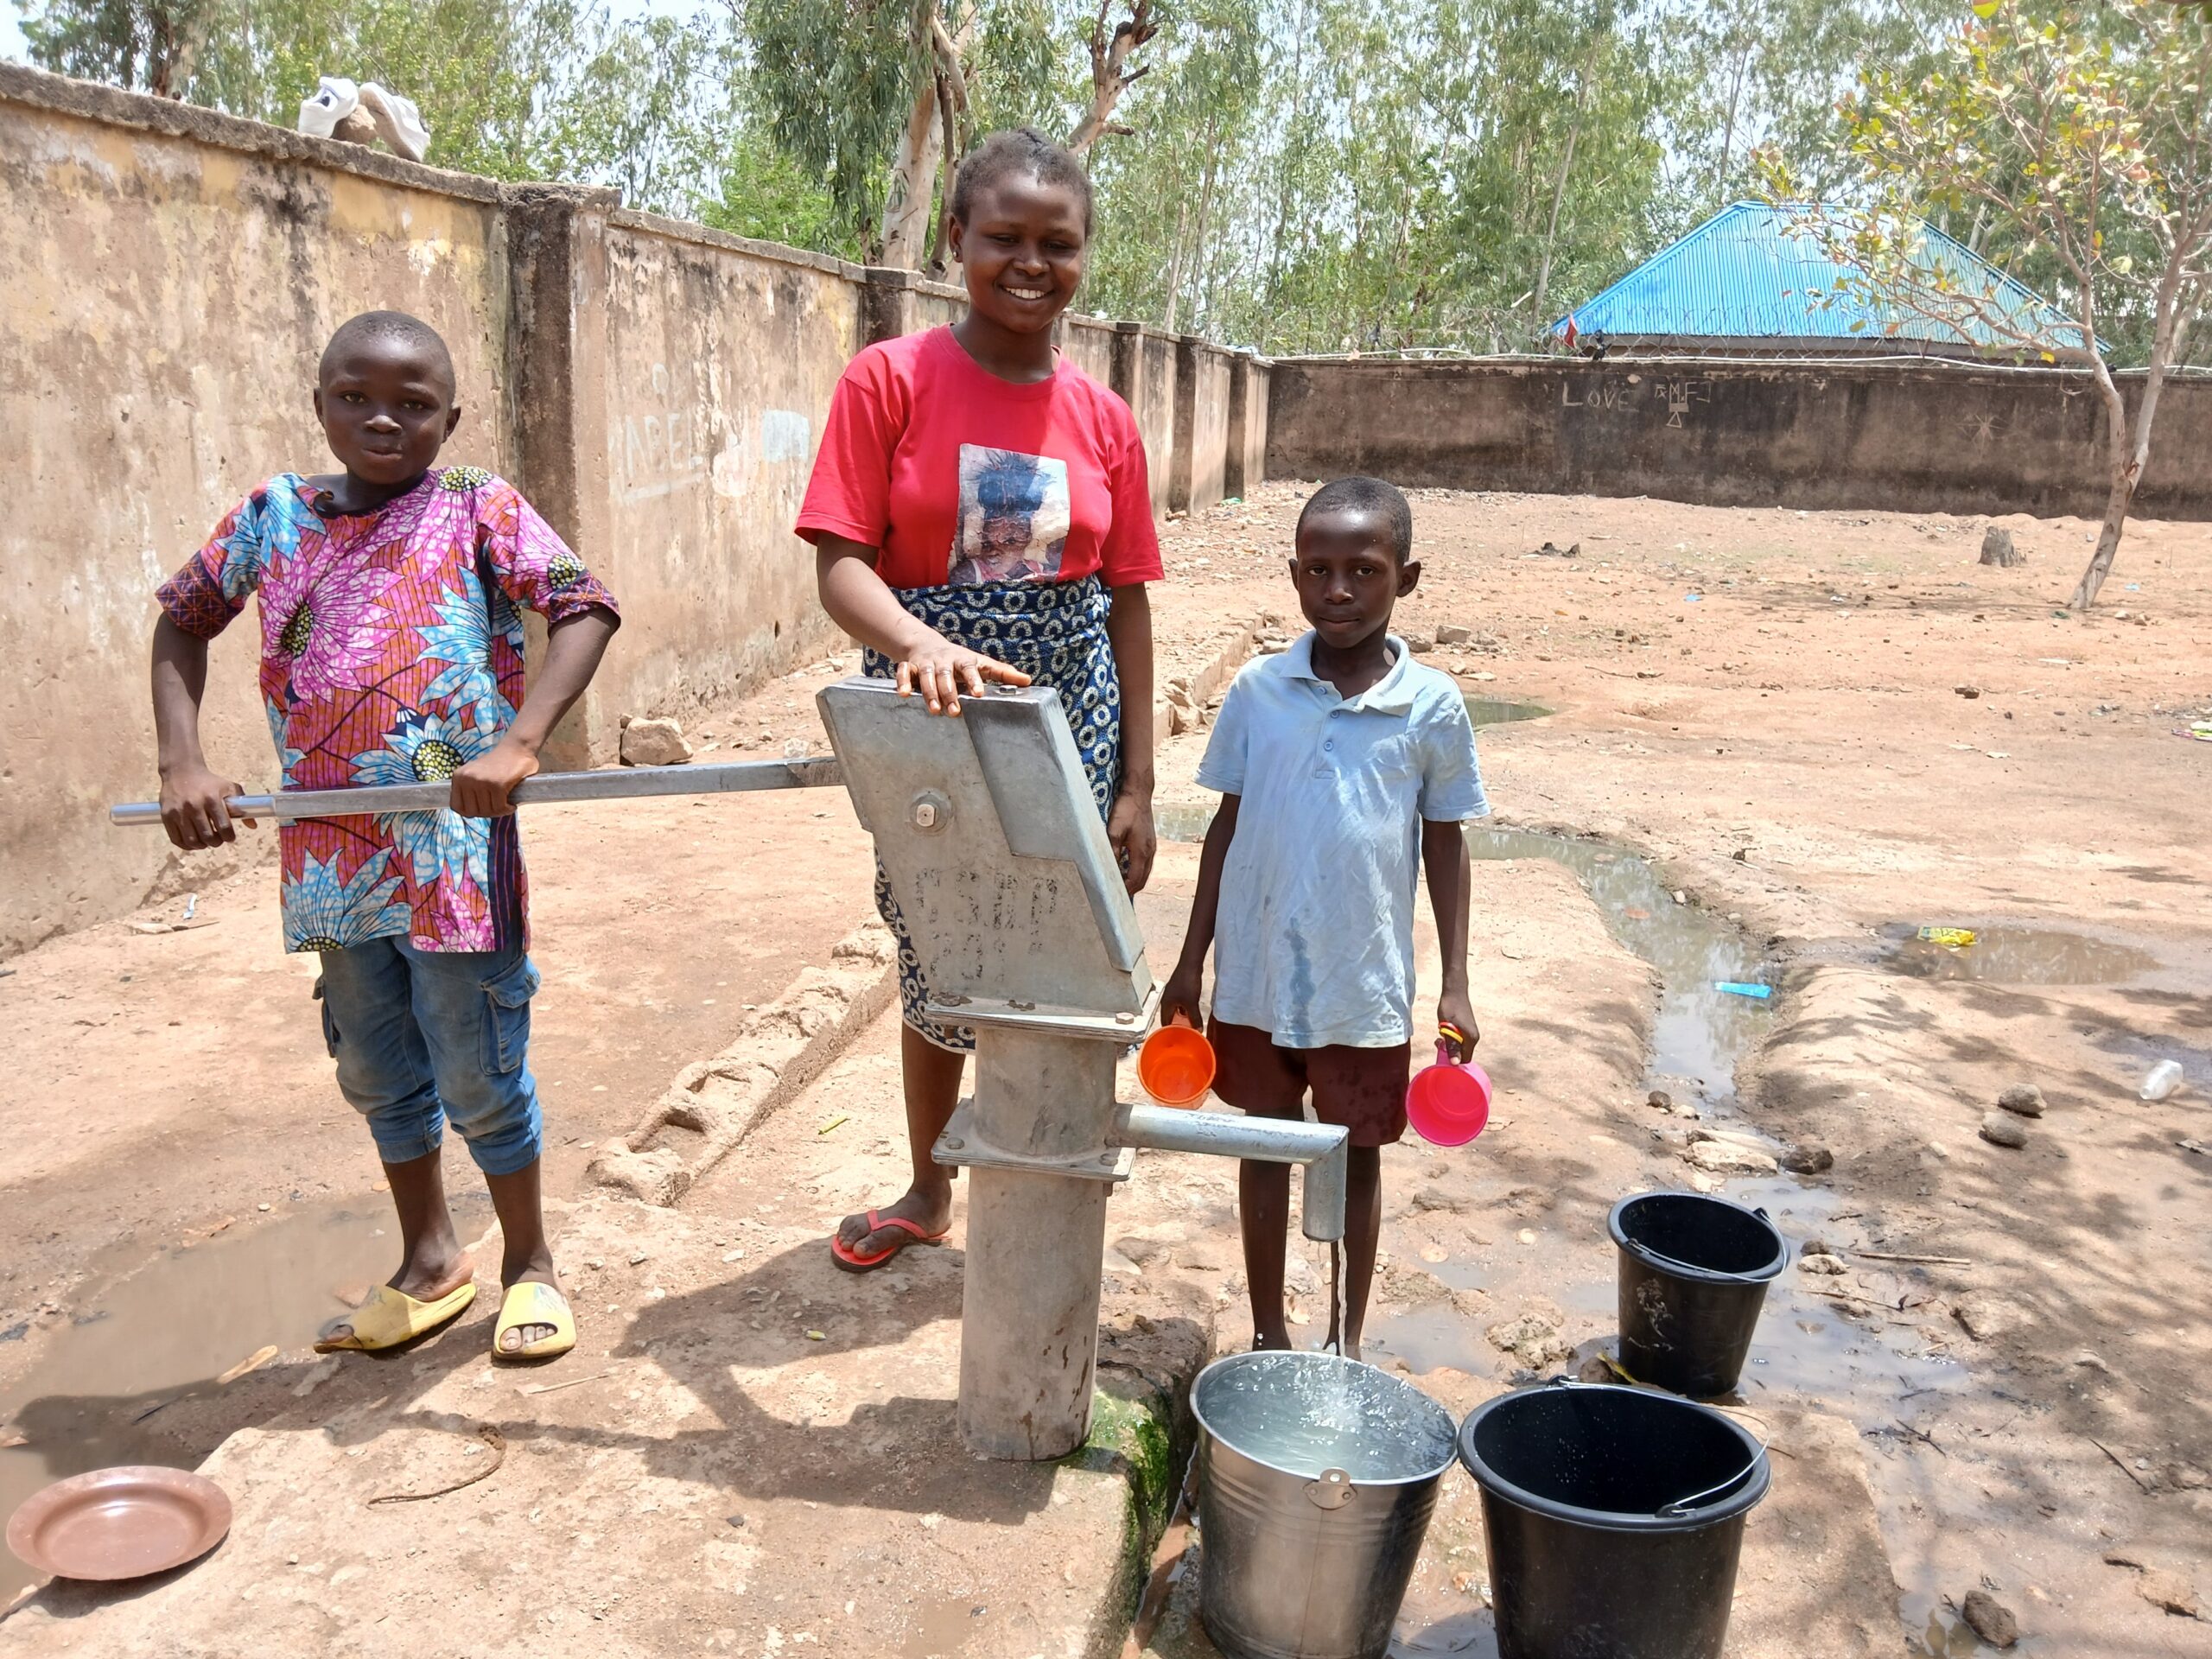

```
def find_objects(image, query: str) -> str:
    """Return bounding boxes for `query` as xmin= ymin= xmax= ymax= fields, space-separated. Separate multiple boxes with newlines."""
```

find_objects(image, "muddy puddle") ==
xmin=1881 ymin=923 xmax=2160 ymax=986
xmin=1365 ymin=1306 xmax=1495 ymax=1380
xmin=1465 ymin=827 xmax=1771 ymax=1106
xmin=1460 ymin=696 xmax=1550 ymax=728
xmin=0 ymin=1192 xmax=478 ymax=1600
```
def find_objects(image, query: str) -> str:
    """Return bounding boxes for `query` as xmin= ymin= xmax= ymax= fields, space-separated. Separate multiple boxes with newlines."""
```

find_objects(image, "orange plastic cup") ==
xmin=1139 ymin=1018 xmax=1216 ymax=1107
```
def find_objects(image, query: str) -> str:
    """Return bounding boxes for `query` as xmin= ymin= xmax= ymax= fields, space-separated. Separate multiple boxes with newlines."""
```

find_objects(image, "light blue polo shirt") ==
xmin=1196 ymin=632 xmax=1488 ymax=1050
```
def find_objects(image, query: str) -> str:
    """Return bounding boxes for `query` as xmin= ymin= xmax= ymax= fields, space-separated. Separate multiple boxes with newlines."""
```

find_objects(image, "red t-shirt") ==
xmin=795 ymin=326 xmax=1163 ymax=590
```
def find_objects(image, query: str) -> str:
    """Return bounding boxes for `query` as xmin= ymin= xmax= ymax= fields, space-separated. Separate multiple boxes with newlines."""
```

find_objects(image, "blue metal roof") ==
xmin=1554 ymin=201 xmax=2084 ymax=350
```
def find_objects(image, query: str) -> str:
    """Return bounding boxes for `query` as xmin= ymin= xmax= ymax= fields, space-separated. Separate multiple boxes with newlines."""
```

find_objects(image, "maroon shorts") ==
xmin=1207 ymin=1020 xmax=1413 ymax=1147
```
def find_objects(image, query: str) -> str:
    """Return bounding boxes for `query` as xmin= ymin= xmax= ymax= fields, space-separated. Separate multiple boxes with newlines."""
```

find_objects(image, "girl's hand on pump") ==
xmin=893 ymin=637 xmax=1032 ymax=715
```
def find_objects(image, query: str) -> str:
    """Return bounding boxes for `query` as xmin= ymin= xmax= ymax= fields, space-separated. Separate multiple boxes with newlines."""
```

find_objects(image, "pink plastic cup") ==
xmin=1407 ymin=1039 xmax=1491 ymax=1147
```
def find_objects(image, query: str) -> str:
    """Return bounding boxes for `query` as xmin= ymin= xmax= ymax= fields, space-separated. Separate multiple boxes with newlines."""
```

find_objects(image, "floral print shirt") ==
xmin=157 ymin=467 xmax=619 ymax=954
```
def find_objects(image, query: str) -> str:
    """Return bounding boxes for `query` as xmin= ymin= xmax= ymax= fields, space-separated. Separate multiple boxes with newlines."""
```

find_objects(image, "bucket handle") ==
xmin=1541 ymin=1379 xmax=1769 ymax=1517
xmin=1305 ymin=1468 xmax=1357 ymax=1510
xmin=1656 ymin=1433 xmax=1770 ymax=1518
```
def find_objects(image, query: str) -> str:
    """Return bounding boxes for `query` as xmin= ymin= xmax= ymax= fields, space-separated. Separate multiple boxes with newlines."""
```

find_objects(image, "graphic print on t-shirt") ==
xmin=948 ymin=444 xmax=1071 ymax=585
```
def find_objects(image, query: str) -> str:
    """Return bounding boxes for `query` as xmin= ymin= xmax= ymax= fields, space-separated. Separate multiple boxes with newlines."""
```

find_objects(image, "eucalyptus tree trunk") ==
xmin=880 ymin=79 xmax=944 ymax=270
xmin=1532 ymin=69 xmax=1593 ymax=338
xmin=1069 ymin=0 xmax=1157 ymax=155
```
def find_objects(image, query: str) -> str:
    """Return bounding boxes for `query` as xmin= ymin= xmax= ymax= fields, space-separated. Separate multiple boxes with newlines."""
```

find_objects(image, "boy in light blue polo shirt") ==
xmin=1162 ymin=475 xmax=1485 ymax=1358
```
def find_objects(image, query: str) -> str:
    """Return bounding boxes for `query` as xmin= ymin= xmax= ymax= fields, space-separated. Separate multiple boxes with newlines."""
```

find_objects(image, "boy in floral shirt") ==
xmin=151 ymin=311 xmax=620 ymax=1362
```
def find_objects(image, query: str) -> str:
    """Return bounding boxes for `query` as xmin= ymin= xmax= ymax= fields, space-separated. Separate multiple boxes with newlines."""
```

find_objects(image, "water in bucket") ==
xmin=1198 ymin=1352 xmax=1457 ymax=1480
xmin=1192 ymin=1352 xmax=1457 ymax=1659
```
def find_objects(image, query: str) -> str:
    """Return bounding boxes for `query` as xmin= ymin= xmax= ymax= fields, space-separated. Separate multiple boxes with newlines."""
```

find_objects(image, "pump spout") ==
xmin=1111 ymin=1104 xmax=1351 ymax=1243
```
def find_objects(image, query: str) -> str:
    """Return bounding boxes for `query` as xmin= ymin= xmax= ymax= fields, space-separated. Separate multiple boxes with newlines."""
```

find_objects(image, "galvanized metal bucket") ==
xmin=1192 ymin=1351 xmax=1459 ymax=1659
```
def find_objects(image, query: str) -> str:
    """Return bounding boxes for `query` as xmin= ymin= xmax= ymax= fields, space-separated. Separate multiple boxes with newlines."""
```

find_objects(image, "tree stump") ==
xmin=1979 ymin=527 xmax=2025 ymax=568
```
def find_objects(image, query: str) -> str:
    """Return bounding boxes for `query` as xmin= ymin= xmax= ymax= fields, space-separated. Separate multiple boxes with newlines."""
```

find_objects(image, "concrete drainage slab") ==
xmin=588 ymin=920 xmax=899 ymax=1207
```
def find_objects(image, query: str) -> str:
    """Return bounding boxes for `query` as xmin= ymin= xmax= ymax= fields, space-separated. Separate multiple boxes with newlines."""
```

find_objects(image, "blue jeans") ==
xmin=314 ymin=937 xmax=544 ymax=1177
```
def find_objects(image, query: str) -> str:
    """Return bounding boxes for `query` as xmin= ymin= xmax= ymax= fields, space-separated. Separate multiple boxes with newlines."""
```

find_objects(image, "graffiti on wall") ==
xmin=617 ymin=362 xmax=712 ymax=504
xmin=615 ymin=363 xmax=814 ymax=505
xmin=1560 ymin=375 xmax=1713 ymax=429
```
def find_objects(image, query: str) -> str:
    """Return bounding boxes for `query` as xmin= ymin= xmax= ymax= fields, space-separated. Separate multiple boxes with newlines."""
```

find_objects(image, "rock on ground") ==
xmin=1979 ymin=1111 xmax=2029 ymax=1149
xmin=620 ymin=716 xmax=694 ymax=766
xmin=1996 ymin=1084 xmax=2045 ymax=1118
xmin=1685 ymin=1135 xmax=1780 ymax=1175
xmin=1961 ymin=1588 xmax=2019 ymax=1647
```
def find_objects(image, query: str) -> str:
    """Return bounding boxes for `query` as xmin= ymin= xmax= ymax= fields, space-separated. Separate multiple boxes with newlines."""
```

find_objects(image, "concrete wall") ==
xmin=592 ymin=209 xmax=861 ymax=748
xmin=0 ymin=66 xmax=515 ymax=958
xmin=1061 ymin=315 xmax=1118 ymax=390
xmin=1110 ymin=326 xmax=1181 ymax=518
xmin=1267 ymin=355 xmax=2212 ymax=520
xmin=1227 ymin=355 xmax=1270 ymax=500
xmin=0 ymin=63 xmax=1265 ymax=956
xmin=1172 ymin=342 xmax=1233 ymax=513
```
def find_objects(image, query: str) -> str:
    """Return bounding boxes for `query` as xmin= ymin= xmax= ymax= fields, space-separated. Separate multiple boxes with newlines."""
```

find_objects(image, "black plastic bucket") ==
xmin=1609 ymin=1191 xmax=1786 ymax=1396
xmin=1457 ymin=1382 xmax=1770 ymax=1659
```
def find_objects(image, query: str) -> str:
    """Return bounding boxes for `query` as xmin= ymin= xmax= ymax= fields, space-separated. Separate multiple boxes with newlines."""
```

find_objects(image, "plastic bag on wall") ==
xmin=298 ymin=78 xmax=430 ymax=163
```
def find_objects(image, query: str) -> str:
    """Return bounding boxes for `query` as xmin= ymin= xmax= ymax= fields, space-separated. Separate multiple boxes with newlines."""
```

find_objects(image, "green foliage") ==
xmin=532 ymin=13 xmax=732 ymax=212
xmin=20 ymin=0 xmax=213 ymax=93
xmin=1779 ymin=0 xmax=2212 ymax=603
xmin=741 ymin=0 xmax=939 ymax=251
xmin=1771 ymin=0 xmax=2212 ymax=369
xmin=696 ymin=124 xmax=862 ymax=258
xmin=188 ymin=0 xmax=588 ymax=180
xmin=1672 ymin=0 xmax=1952 ymax=210
xmin=1084 ymin=0 xmax=1674 ymax=353
xmin=26 ymin=0 xmax=2160 ymax=364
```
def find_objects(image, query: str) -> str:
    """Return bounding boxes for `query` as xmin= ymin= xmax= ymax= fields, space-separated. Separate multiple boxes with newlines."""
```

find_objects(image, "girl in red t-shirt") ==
xmin=797 ymin=127 xmax=1161 ymax=1273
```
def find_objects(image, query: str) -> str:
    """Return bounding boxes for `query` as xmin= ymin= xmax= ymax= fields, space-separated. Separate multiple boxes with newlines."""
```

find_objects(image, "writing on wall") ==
xmin=1559 ymin=375 xmax=1713 ymax=428
xmin=617 ymin=361 xmax=713 ymax=504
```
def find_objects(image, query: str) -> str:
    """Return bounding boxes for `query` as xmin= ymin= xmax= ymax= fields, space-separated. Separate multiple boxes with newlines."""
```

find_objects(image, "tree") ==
xmin=1083 ymin=0 xmax=1264 ymax=334
xmin=533 ymin=13 xmax=730 ymax=213
xmin=740 ymin=0 xmax=1141 ymax=269
xmin=22 ymin=0 xmax=216 ymax=94
xmin=1067 ymin=0 xmax=1157 ymax=155
xmin=1783 ymin=0 xmax=2212 ymax=608
xmin=1674 ymin=0 xmax=1951 ymax=211
xmin=697 ymin=124 xmax=858 ymax=257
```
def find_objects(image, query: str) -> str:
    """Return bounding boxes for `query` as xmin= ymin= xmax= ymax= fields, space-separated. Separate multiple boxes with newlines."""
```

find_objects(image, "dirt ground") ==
xmin=3 ymin=483 xmax=2209 ymax=1655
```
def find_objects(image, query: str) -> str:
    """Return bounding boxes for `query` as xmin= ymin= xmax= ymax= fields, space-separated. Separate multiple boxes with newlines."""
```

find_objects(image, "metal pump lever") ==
xmin=1112 ymin=1103 xmax=1351 ymax=1243
xmin=109 ymin=756 xmax=843 ymax=825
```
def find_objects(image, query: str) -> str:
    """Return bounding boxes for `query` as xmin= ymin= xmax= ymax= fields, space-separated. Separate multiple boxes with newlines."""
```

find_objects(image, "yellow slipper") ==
xmin=315 ymin=1280 xmax=477 ymax=1353
xmin=493 ymin=1281 xmax=576 ymax=1362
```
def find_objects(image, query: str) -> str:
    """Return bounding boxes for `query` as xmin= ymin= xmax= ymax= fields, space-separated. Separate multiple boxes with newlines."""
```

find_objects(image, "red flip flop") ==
xmin=830 ymin=1211 xmax=950 ymax=1273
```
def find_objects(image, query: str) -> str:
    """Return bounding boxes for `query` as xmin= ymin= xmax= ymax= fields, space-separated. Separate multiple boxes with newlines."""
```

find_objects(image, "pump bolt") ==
xmin=913 ymin=802 xmax=938 ymax=829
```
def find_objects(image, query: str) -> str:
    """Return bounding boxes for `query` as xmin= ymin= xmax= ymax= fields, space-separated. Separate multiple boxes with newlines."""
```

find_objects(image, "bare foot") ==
xmin=836 ymin=1184 xmax=952 ymax=1262
xmin=319 ymin=1249 xmax=473 ymax=1348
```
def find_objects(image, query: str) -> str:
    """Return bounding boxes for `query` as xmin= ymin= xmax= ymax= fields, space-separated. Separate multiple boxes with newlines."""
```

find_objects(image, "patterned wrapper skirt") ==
xmin=866 ymin=575 xmax=1122 ymax=1052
